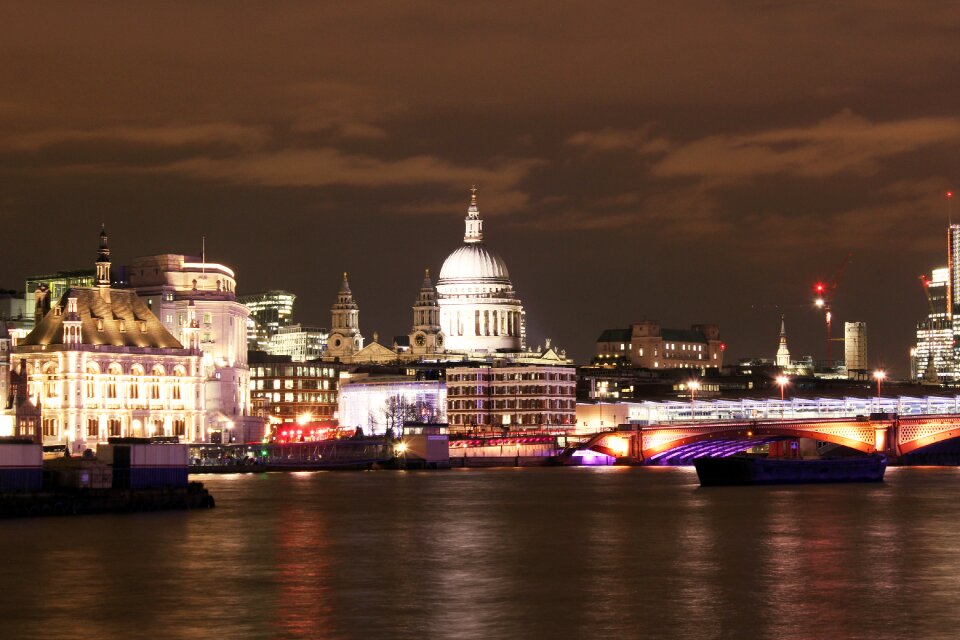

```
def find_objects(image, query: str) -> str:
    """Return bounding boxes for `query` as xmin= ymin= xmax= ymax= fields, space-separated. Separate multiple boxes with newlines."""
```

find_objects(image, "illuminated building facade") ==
xmin=248 ymin=352 xmax=340 ymax=431
xmin=127 ymin=253 xmax=257 ymax=442
xmin=267 ymin=324 xmax=328 ymax=362
xmin=436 ymin=188 xmax=526 ymax=353
xmin=238 ymin=290 xmax=296 ymax=351
xmin=445 ymin=364 xmax=576 ymax=434
xmin=13 ymin=231 xmax=205 ymax=450
xmin=914 ymin=266 xmax=954 ymax=382
xmin=338 ymin=373 xmax=445 ymax=435
xmin=594 ymin=321 xmax=724 ymax=370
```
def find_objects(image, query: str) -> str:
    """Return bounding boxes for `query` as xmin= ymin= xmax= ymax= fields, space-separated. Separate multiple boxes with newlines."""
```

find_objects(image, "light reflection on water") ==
xmin=3 ymin=467 xmax=960 ymax=639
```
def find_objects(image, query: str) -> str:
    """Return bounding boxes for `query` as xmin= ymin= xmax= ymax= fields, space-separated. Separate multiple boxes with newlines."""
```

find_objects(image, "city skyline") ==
xmin=1 ymin=4 xmax=958 ymax=369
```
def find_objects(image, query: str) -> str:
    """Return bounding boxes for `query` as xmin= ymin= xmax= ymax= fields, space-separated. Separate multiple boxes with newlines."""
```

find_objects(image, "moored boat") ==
xmin=694 ymin=454 xmax=887 ymax=486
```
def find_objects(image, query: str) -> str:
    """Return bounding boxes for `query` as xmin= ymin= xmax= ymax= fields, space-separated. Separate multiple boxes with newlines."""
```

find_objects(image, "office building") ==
xmin=238 ymin=290 xmax=296 ymax=351
xmin=445 ymin=364 xmax=576 ymax=434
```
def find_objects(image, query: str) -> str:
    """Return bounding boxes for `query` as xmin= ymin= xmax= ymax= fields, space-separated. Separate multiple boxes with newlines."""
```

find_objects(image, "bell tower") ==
xmin=409 ymin=269 xmax=444 ymax=355
xmin=325 ymin=272 xmax=364 ymax=359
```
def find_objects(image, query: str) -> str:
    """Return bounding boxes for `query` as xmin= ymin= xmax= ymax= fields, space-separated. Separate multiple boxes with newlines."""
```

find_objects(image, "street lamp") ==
xmin=775 ymin=375 xmax=789 ymax=417
xmin=873 ymin=370 xmax=886 ymax=407
xmin=688 ymin=380 xmax=700 ymax=421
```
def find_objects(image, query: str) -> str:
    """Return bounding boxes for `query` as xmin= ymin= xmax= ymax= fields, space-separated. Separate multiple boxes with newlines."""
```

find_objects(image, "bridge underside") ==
xmin=646 ymin=437 xmax=787 ymax=465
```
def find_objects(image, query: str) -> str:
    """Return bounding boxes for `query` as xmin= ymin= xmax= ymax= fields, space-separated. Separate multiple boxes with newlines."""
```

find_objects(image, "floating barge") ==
xmin=694 ymin=455 xmax=887 ymax=486
xmin=0 ymin=438 xmax=215 ymax=518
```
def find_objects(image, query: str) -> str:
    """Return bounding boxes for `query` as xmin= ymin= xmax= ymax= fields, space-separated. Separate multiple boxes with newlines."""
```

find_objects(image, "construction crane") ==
xmin=812 ymin=253 xmax=852 ymax=366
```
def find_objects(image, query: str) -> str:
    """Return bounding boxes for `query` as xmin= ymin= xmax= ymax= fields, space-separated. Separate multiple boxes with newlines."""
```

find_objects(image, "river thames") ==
xmin=3 ymin=467 xmax=960 ymax=639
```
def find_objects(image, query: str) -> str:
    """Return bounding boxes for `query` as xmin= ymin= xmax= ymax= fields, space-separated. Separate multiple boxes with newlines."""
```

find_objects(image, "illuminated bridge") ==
xmin=572 ymin=395 xmax=960 ymax=465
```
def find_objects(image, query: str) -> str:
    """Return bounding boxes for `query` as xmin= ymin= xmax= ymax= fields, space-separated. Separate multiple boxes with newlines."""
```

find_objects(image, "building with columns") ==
xmin=13 ymin=229 xmax=205 ymax=451
xmin=127 ymin=253 xmax=259 ymax=442
xmin=436 ymin=187 xmax=525 ymax=353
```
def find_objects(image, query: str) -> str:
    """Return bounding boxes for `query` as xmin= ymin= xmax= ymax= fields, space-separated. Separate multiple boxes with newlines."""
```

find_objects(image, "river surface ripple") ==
xmin=3 ymin=466 xmax=960 ymax=639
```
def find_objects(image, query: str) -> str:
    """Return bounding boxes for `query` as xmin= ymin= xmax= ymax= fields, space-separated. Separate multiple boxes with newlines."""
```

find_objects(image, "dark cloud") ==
xmin=0 ymin=2 xmax=958 ymax=370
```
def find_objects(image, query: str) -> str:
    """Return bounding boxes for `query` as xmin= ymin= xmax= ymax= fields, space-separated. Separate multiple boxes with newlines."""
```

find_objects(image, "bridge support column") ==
xmin=874 ymin=424 xmax=897 ymax=455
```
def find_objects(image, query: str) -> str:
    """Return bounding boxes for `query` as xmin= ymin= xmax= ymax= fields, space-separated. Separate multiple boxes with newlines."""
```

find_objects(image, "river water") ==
xmin=3 ymin=466 xmax=960 ymax=639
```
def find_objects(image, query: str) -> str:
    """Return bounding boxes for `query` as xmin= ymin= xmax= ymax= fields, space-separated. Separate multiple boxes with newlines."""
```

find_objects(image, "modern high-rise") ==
xmin=914 ymin=266 xmax=953 ymax=382
xmin=238 ymin=290 xmax=296 ymax=350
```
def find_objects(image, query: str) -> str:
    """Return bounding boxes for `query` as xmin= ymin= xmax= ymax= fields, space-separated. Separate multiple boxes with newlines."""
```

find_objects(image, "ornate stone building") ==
xmin=325 ymin=273 xmax=364 ymax=361
xmin=436 ymin=188 xmax=525 ymax=353
xmin=408 ymin=269 xmax=445 ymax=357
xmin=127 ymin=253 xmax=256 ymax=442
xmin=13 ymin=230 xmax=205 ymax=451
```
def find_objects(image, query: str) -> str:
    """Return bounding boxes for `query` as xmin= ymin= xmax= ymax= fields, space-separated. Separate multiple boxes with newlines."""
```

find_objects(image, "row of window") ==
xmin=252 ymin=378 xmax=335 ymax=391
xmin=252 ymin=391 xmax=337 ymax=404
xmin=448 ymin=413 xmax=573 ymax=426
xmin=447 ymin=385 xmax=575 ymax=397
xmin=447 ymin=372 xmax=575 ymax=382
xmin=449 ymin=399 xmax=575 ymax=410
xmin=40 ymin=417 xmax=187 ymax=439
xmin=253 ymin=366 xmax=337 ymax=378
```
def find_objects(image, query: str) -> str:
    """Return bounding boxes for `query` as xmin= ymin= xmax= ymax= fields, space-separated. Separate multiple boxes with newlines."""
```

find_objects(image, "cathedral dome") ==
xmin=438 ymin=244 xmax=510 ymax=283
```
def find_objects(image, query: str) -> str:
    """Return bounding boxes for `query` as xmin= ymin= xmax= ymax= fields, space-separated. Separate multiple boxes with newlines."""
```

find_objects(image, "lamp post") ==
xmin=775 ymin=375 xmax=789 ymax=418
xmin=688 ymin=380 xmax=700 ymax=421
xmin=873 ymin=370 xmax=886 ymax=411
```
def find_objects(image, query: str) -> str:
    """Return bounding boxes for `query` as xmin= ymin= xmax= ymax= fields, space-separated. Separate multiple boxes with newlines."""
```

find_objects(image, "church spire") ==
xmin=96 ymin=225 xmax=111 ymax=286
xmin=96 ymin=225 xmax=112 ymax=302
xmin=775 ymin=315 xmax=791 ymax=368
xmin=464 ymin=185 xmax=483 ymax=244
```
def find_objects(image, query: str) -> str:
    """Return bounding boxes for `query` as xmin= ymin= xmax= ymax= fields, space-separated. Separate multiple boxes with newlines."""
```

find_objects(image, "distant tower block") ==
xmin=845 ymin=321 xmax=868 ymax=379
xmin=775 ymin=316 xmax=791 ymax=368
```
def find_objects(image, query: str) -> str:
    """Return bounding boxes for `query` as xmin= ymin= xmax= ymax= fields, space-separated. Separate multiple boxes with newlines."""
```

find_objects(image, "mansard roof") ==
xmin=19 ymin=287 xmax=184 ymax=349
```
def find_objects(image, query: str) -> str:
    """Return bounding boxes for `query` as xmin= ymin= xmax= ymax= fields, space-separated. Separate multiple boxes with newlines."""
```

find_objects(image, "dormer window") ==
xmin=139 ymin=321 xmax=147 ymax=333
xmin=97 ymin=318 xmax=104 ymax=331
xmin=119 ymin=320 xmax=126 ymax=333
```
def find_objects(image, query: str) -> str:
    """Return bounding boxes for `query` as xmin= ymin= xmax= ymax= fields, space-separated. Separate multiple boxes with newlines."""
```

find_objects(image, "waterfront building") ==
xmin=238 ymin=290 xmax=296 ymax=351
xmin=13 ymin=230 xmax=205 ymax=451
xmin=844 ymin=321 xmax=868 ymax=380
xmin=338 ymin=370 xmax=445 ymax=435
xmin=268 ymin=324 xmax=328 ymax=362
xmin=913 ymin=266 xmax=954 ymax=383
xmin=594 ymin=321 xmax=724 ymax=370
xmin=436 ymin=188 xmax=526 ymax=354
xmin=248 ymin=352 xmax=340 ymax=436
xmin=445 ymin=364 xmax=576 ymax=434
xmin=127 ymin=253 xmax=258 ymax=442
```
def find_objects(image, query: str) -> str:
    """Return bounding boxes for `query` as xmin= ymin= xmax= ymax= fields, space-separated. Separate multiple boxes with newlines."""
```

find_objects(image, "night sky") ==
xmin=1 ymin=3 xmax=958 ymax=371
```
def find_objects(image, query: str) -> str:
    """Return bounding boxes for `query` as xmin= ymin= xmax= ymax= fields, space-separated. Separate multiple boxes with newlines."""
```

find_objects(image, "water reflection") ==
xmin=3 ymin=468 xmax=960 ymax=639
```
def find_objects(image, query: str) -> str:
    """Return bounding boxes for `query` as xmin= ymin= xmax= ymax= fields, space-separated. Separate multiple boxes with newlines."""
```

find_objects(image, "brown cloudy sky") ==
xmin=1 ymin=2 xmax=959 ymax=370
